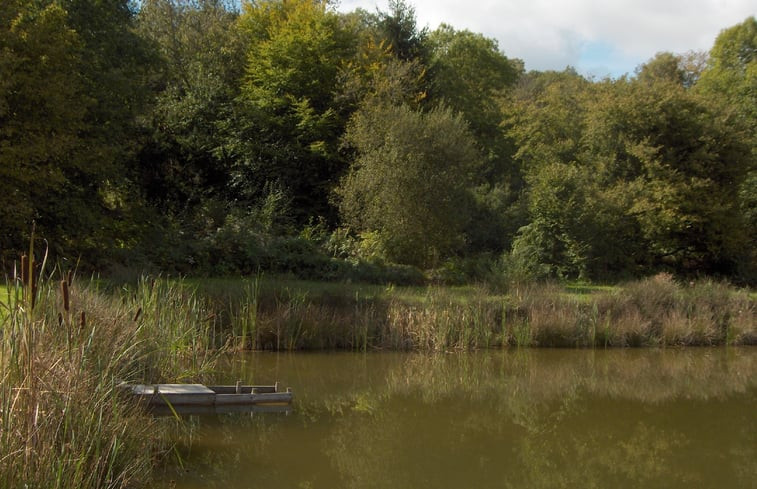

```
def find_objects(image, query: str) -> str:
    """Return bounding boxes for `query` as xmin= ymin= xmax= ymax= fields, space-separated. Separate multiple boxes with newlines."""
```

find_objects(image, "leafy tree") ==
xmin=374 ymin=0 xmax=429 ymax=63
xmin=583 ymin=77 xmax=752 ymax=277
xmin=697 ymin=16 xmax=757 ymax=280
xmin=507 ymin=69 xmax=591 ymax=176
xmin=427 ymin=25 xmax=521 ymax=151
xmin=0 ymin=1 xmax=87 ymax=252
xmin=507 ymin=63 xmax=751 ymax=280
xmin=135 ymin=0 xmax=243 ymax=212
xmin=635 ymin=52 xmax=687 ymax=85
xmin=426 ymin=25 xmax=523 ymax=253
xmin=228 ymin=0 xmax=356 ymax=222
xmin=636 ymin=51 xmax=709 ymax=88
xmin=511 ymin=159 xmax=643 ymax=280
xmin=336 ymin=104 xmax=481 ymax=267
xmin=0 ymin=0 xmax=151 ymax=259
xmin=697 ymin=16 xmax=756 ymax=125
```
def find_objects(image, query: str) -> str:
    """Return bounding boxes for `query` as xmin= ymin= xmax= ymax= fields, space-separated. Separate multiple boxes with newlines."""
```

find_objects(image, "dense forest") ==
xmin=1 ymin=0 xmax=755 ymax=284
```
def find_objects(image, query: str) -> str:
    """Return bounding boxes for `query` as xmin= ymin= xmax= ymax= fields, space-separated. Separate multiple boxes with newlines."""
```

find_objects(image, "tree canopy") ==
xmin=1 ymin=2 xmax=754 ymax=283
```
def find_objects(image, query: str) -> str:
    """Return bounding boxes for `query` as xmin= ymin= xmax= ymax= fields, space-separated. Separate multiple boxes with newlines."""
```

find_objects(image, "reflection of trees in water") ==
xmin=322 ymin=349 xmax=757 ymax=489
xmin=161 ymin=349 xmax=757 ymax=488
xmin=383 ymin=349 xmax=757 ymax=405
xmin=505 ymin=422 xmax=689 ymax=489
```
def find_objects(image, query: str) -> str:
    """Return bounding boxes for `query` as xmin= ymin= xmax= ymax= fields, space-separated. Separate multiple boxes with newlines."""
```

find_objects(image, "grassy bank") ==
xmin=191 ymin=272 xmax=755 ymax=350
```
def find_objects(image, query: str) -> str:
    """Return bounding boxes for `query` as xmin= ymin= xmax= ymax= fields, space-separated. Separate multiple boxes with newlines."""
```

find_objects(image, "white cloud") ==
xmin=336 ymin=0 xmax=756 ymax=77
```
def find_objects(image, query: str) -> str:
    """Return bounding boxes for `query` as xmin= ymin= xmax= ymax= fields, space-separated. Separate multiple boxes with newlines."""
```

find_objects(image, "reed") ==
xmin=1 ymin=260 xmax=222 ymax=488
xmin=212 ymin=274 xmax=755 ymax=351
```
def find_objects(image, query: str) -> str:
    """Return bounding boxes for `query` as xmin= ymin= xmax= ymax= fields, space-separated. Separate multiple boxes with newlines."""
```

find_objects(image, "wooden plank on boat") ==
xmin=132 ymin=384 xmax=216 ymax=406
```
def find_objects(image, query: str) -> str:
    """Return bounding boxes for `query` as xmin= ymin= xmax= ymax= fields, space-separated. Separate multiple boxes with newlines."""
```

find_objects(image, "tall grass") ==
xmin=1 ymin=252 xmax=221 ymax=488
xmin=213 ymin=274 xmax=755 ymax=351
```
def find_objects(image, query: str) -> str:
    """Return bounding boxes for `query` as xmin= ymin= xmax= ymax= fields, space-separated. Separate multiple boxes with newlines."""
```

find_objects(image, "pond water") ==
xmin=159 ymin=348 xmax=756 ymax=489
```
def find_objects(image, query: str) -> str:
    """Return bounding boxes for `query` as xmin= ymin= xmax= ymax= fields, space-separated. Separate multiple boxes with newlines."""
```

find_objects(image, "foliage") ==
xmin=337 ymin=103 xmax=481 ymax=267
xmin=227 ymin=0 xmax=356 ymax=222
xmin=507 ymin=60 xmax=753 ymax=281
xmin=0 ymin=3 xmax=755 ymax=285
xmin=697 ymin=16 xmax=757 ymax=282
xmin=0 ymin=0 xmax=152 ymax=261
xmin=426 ymin=25 xmax=524 ymax=253
xmin=585 ymin=78 xmax=752 ymax=277
xmin=135 ymin=0 xmax=243 ymax=212
xmin=374 ymin=0 xmax=429 ymax=63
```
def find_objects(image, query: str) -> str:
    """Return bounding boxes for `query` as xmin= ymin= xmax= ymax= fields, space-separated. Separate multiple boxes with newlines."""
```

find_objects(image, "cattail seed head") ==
xmin=61 ymin=280 xmax=70 ymax=312
xmin=21 ymin=254 xmax=29 ymax=286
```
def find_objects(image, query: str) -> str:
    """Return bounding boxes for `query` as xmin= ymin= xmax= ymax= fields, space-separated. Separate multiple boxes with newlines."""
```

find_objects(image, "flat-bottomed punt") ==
xmin=131 ymin=382 xmax=293 ymax=410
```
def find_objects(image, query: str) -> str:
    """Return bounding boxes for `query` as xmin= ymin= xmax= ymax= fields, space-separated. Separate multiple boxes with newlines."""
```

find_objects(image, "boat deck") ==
xmin=130 ymin=382 xmax=293 ymax=412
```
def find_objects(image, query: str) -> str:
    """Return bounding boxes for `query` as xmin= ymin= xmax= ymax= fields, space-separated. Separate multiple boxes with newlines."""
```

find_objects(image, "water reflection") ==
xmin=159 ymin=349 xmax=757 ymax=489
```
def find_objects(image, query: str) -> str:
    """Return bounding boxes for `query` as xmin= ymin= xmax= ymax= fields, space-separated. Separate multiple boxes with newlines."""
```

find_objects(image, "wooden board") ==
xmin=132 ymin=384 xmax=216 ymax=406
xmin=132 ymin=384 xmax=214 ymax=395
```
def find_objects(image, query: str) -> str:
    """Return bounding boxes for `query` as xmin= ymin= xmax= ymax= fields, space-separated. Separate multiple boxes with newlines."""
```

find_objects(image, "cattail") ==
xmin=66 ymin=270 xmax=73 ymax=287
xmin=61 ymin=280 xmax=70 ymax=312
xmin=133 ymin=307 xmax=142 ymax=322
xmin=21 ymin=254 xmax=29 ymax=286
xmin=26 ymin=258 xmax=37 ymax=309
xmin=80 ymin=311 xmax=86 ymax=329
xmin=58 ymin=312 xmax=63 ymax=327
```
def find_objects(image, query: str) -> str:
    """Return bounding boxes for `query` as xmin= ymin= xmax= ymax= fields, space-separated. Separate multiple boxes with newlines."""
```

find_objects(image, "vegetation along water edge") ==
xmin=2 ymin=258 xmax=755 ymax=488
xmin=2 ymin=0 xmax=756 ymax=487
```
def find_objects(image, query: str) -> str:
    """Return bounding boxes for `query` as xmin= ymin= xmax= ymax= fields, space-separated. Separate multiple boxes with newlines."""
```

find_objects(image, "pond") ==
xmin=158 ymin=348 xmax=756 ymax=488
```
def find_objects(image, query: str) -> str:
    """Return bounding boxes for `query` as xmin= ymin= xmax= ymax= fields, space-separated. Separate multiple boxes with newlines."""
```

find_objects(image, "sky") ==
xmin=336 ymin=0 xmax=756 ymax=78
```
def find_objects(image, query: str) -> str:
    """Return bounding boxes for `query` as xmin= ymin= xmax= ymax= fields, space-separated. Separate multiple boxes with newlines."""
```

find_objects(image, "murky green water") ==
xmin=160 ymin=349 xmax=756 ymax=489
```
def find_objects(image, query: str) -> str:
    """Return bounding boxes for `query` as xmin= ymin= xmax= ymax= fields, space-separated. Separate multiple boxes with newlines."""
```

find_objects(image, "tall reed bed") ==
xmin=218 ymin=274 xmax=755 ymax=350
xmin=1 ymin=254 xmax=220 ymax=488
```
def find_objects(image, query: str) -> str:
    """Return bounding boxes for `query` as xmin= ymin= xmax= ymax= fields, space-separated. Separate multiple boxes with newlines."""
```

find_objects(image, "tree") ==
xmin=427 ymin=25 xmax=521 ymax=149
xmin=426 ymin=25 xmax=523 ymax=253
xmin=506 ymin=69 xmax=591 ymax=176
xmin=507 ymin=63 xmax=751 ymax=280
xmin=0 ymin=1 xmax=87 ymax=252
xmin=374 ymin=0 xmax=429 ymax=63
xmin=228 ymin=0 xmax=356 ymax=222
xmin=511 ymin=161 xmax=643 ymax=280
xmin=583 ymin=78 xmax=752 ymax=277
xmin=697 ymin=16 xmax=756 ymax=124
xmin=696 ymin=16 xmax=757 ymax=280
xmin=1 ymin=0 xmax=152 ymax=260
xmin=135 ymin=0 xmax=244 ymax=212
xmin=635 ymin=52 xmax=686 ymax=85
xmin=336 ymin=104 xmax=481 ymax=267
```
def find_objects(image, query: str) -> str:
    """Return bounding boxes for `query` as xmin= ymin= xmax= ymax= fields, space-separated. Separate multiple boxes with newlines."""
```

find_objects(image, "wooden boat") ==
xmin=130 ymin=382 xmax=293 ymax=409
